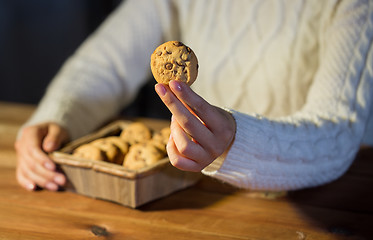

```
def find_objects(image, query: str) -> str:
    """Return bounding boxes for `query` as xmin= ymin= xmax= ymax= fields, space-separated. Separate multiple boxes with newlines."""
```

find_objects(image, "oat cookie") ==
xmin=123 ymin=142 xmax=165 ymax=170
xmin=120 ymin=122 xmax=152 ymax=145
xmin=73 ymin=144 xmax=107 ymax=161
xmin=150 ymin=41 xmax=198 ymax=86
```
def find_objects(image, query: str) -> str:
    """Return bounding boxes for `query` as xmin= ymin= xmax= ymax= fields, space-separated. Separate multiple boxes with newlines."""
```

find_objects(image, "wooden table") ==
xmin=0 ymin=101 xmax=372 ymax=240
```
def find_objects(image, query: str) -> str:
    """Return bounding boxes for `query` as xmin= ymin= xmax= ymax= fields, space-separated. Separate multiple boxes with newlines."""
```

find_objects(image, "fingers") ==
xmin=155 ymin=81 xmax=237 ymax=172
xmin=28 ymin=126 xmax=57 ymax=171
xmin=155 ymin=83 xmax=215 ymax=153
xmin=169 ymin=81 xmax=236 ymax=151
xmin=43 ymin=123 xmax=69 ymax=153
xmin=169 ymin=116 xmax=211 ymax=167
xmin=168 ymin=80 xmax=215 ymax=129
xmin=166 ymin=137 xmax=201 ymax=172
xmin=16 ymin=165 xmax=36 ymax=191
xmin=15 ymin=123 xmax=67 ymax=191
xmin=17 ymin=156 xmax=59 ymax=191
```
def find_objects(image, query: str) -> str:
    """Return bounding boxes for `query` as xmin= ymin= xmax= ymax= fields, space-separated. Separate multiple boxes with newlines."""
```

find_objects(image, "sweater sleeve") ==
xmin=202 ymin=0 xmax=373 ymax=191
xmin=22 ymin=0 xmax=174 ymax=140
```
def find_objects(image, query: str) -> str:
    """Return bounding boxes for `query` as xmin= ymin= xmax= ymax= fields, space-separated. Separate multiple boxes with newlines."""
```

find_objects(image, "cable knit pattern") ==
xmin=22 ymin=0 xmax=373 ymax=190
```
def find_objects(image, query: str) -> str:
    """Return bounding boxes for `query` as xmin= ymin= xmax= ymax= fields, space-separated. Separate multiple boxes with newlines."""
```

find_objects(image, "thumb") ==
xmin=42 ymin=123 xmax=69 ymax=153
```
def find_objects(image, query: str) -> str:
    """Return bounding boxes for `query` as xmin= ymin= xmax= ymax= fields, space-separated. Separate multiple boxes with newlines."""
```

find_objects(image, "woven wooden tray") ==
xmin=51 ymin=120 xmax=201 ymax=208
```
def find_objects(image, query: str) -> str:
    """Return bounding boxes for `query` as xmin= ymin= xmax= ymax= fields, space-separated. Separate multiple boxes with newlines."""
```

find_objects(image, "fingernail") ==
xmin=44 ymin=161 xmax=55 ymax=171
xmin=54 ymin=175 xmax=65 ymax=185
xmin=46 ymin=182 xmax=58 ymax=191
xmin=44 ymin=141 xmax=55 ymax=151
xmin=170 ymin=80 xmax=182 ymax=92
xmin=27 ymin=183 xmax=35 ymax=190
xmin=155 ymin=84 xmax=167 ymax=96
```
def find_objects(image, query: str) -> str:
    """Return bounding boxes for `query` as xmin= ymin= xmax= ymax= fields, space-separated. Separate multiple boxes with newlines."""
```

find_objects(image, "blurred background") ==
xmin=0 ymin=0 xmax=170 ymax=119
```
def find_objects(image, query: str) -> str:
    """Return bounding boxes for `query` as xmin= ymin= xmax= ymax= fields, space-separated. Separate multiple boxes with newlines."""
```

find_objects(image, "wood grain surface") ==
xmin=0 ymin=101 xmax=372 ymax=240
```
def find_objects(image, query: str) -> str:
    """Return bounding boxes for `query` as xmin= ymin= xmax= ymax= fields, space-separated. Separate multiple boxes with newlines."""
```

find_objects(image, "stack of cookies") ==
xmin=72 ymin=122 xmax=170 ymax=170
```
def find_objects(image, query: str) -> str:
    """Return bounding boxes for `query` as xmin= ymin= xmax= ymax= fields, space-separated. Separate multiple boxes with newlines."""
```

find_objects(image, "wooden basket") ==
xmin=51 ymin=120 xmax=201 ymax=208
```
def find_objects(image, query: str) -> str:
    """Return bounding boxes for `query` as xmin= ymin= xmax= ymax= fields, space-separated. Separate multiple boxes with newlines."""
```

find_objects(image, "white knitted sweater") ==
xmin=24 ymin=0 xmax=373 ymax=190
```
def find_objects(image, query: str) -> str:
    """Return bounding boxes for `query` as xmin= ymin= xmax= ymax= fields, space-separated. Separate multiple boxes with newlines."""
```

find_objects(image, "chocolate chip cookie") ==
xmin=149 ymin=127 xmax=171 ymax=153
xmin=90 ymin=138 xmax=124 ymax=165
xmin=123 ymin=142 xmax=165 ymax=170
xmin=73 ymin=144 xmax=107 ymax=161
xmin=105 ymin=136 xmax=129 ymax=155
xmin=150 ymin=41 xmax=198 ymax=86
xmin=120 ymin=122 xmax=152 ymax=145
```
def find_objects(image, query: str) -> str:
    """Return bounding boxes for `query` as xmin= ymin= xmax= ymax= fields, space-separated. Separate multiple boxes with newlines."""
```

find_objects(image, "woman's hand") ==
xmin=155 ymin=80 xmax=236 ymax=172
xmin=14 ymin=122 xmax=69 ymax=191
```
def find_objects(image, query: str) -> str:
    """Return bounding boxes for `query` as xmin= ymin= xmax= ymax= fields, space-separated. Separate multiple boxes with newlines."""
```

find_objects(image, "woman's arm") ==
xmin=15 ymin=0 xmax=176 ymax=191
xmin=202 ymin=0 xmax=373 ymax=190
xmin=157 ymin=0 xmax=373 ymax=191
xmin=23 ymin=0 xmax=173 ymax=140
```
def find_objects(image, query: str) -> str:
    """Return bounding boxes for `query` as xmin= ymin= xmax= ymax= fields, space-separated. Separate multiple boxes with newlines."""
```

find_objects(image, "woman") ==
xmin=15 ymin=0 xmax=373 ymax=191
